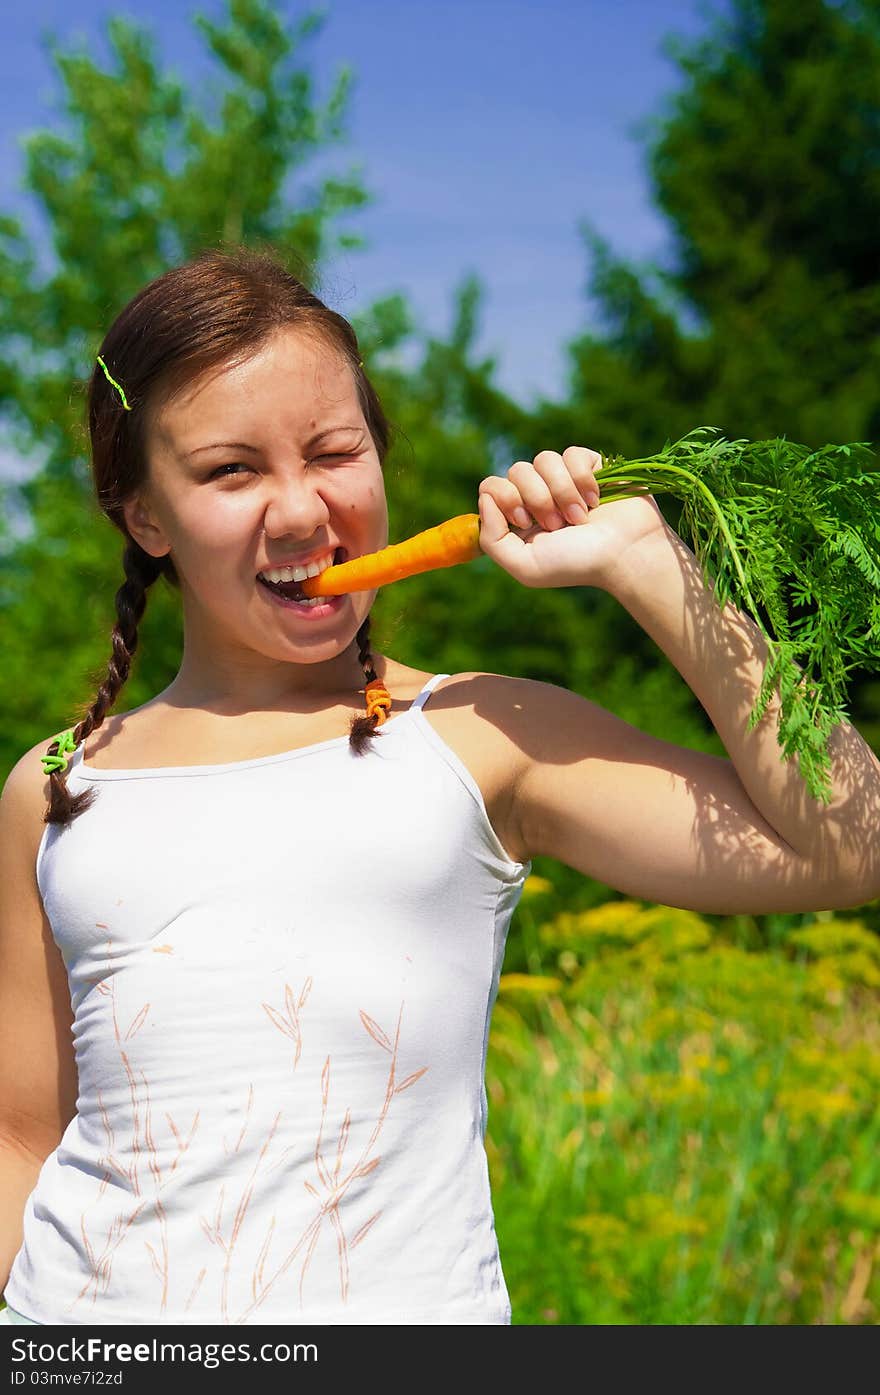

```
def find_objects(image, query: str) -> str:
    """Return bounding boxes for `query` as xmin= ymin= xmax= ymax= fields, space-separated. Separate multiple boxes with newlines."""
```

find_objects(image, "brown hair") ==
xmin=43 ymin=244 xmax=396 ymax=829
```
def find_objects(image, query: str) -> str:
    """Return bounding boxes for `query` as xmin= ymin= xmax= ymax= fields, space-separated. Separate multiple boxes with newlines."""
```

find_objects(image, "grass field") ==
xmin=488 ymin=881 xmax=880 ymax=1324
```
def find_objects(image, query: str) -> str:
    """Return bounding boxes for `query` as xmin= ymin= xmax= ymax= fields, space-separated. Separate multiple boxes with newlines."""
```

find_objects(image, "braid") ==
xmin=348 ymin=612 xmax=389 ymax=755
xmin=43 ymin=540 xmax=164 ymax=828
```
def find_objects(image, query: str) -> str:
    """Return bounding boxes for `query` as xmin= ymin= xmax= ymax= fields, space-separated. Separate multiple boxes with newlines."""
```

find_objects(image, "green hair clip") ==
xmin=42 ymin=728 xmax=78 ymax=775
xmin=97 ymin=354 xmax=132 ymax=411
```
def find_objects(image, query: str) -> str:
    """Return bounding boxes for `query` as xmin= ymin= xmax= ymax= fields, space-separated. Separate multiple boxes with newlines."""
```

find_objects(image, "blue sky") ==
xmin=1 ymin=0 xmax=719 ymax=408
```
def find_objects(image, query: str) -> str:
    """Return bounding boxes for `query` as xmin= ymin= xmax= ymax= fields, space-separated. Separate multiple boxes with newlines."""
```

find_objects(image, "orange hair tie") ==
xmin=364 ymin=678 xmax=393 ymax=726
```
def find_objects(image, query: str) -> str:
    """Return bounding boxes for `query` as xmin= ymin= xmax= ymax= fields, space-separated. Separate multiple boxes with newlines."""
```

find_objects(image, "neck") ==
xmin=160 ymin=644 xmax=388 ymax=714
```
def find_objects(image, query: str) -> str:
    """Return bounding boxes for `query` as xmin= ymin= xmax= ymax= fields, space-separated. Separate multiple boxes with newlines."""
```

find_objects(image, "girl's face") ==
xmin=124 ymin=327 xmax=388 ymax=693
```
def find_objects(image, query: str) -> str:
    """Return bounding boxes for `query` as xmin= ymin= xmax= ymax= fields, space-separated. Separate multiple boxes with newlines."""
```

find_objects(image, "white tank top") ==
xmin=5 ymin=674 xmax=532 ymax=1326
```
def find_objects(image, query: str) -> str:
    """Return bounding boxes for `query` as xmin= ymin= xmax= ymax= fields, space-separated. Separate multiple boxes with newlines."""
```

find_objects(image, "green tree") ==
xmin=567 ymin=0 xmax=880 ymax=450
xmin=0 ymin=2 xmax=376 ymax=464
xmin=573 ymin=0 xmax=880 ymax=750
xmin=440 ymin=0 xmax=880 ymax=754
xmin=651 ymin=0 xmax=880 ymax=445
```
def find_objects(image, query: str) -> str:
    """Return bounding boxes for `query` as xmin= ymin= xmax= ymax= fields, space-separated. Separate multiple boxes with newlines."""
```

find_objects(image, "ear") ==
xmin=122 ymin=491 xmax=172 ymax=560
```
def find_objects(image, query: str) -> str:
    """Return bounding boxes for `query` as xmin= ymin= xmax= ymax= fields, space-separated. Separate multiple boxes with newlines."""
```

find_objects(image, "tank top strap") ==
xmin=408 ymin=673 xmax=451 ymax=713
xmin=67 ymin=740 xmax=87 ymax=774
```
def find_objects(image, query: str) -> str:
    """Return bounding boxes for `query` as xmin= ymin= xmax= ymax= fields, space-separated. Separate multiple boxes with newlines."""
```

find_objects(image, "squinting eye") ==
xmin=208 ymin=463 xmax=250 ymax=479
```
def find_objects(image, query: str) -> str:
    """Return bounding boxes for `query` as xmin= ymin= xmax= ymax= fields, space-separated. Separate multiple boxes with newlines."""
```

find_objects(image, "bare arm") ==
xmin=0 ymin=1146 xmax=52 ymax=1299
xmin=603 ymin=517 xmax=880 ymax=889
xmin=509 ymin=678 xmax=874 ymax=916
xmin=476 ymin=444 xmax=880 ymax=912
xmin=0 ymin=745 xmax=79 ymax=1296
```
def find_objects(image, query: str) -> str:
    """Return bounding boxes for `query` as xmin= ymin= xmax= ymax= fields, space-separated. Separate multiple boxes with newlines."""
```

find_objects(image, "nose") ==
xmin=261 ymin=477 xmax=331 ymax=543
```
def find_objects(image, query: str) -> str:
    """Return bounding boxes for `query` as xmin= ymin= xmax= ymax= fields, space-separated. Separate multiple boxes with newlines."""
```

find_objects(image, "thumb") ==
xmin=477 ymin=490 xmax=527 ymax=568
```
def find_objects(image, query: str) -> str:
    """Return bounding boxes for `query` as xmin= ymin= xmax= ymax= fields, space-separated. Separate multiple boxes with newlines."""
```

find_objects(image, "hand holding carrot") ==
xmin=476 ymin=445 xmax=668 ymax=592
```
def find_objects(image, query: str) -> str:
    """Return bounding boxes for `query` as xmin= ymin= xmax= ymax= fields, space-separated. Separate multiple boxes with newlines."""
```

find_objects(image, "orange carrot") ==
xmin=299 ymin=513 xmax=482 ymax=597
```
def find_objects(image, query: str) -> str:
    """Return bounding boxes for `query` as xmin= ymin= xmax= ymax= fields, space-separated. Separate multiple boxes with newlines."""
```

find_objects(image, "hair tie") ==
xmin=97 ymin=355 xmax=132 ymax=411
xmin=42 ymin=728 xmax=78 ymax=775
xmin=364 ymin=678 xmax=393 ymax=726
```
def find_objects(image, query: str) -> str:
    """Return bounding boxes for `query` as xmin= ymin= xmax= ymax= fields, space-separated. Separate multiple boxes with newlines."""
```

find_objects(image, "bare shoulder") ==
xmin=1 ymin=737 xmax=59 ymax=863
xmin=430 ymin=669 xmax=595 ymax=794
xmin=428 ymin=669 xmax=538 ymax=737
xmin=432 ymin=671 xmax=675 ymax=870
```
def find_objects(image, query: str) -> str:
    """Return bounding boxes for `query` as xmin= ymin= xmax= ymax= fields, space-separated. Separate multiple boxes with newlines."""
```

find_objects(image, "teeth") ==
xmin=259 ymin=551 xmax=336 ymax=585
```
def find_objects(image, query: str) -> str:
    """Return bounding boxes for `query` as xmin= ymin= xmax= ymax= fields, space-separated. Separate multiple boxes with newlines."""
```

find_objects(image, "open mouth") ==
xmin=257 ymin=546 xmax=346 ymax=602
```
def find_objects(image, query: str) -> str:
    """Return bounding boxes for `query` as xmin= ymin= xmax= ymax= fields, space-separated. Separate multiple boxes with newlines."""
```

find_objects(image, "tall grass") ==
xmin=487 ymin=884 xmax=880 ymax=1324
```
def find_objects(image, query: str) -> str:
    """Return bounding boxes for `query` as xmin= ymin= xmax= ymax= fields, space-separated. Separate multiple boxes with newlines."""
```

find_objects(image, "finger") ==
xmin=484 ymin=477 xmax=539 ymax=531
xmin=565 ymin=446 xmax=604 ymax=472
xmin=562 ymin=445 xmax=604 ymax=508
xmin=508 ymin=456 xmax=568 ymax=530
xmin=533 ymin=449 xmax=594 ymax=525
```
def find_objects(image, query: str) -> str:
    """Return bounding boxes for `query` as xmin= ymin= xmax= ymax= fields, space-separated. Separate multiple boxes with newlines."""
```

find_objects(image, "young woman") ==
xmin=1 ymin=247 xmax=877 ymax=1328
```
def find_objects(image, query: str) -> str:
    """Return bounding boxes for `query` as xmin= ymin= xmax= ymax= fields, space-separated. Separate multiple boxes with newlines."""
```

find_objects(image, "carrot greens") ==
xmin=592 ymin=428 xmax=880 ymax=807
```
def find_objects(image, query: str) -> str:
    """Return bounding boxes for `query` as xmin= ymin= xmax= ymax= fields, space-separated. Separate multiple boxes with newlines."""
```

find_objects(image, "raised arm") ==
xmin=476 ymin=445 xmax=880 ymax=915
xmin=0 ymin=745 xmax=79 ymax=1297
xmin=505 ymin=677 xmax=877 ymax=916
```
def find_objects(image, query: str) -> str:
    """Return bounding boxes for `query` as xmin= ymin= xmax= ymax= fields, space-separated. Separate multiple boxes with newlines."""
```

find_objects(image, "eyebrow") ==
xmin=185 ymin=425 xmax=364 ymax=457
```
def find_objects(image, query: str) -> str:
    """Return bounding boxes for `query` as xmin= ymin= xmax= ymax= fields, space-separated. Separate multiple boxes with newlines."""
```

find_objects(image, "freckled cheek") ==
xmin=347 ymin=478 xmax=387 ymax=541
xmin=308 ymin=480 xmax=385 ymax=551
